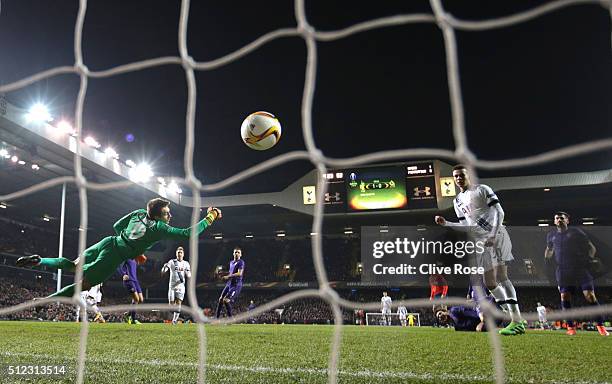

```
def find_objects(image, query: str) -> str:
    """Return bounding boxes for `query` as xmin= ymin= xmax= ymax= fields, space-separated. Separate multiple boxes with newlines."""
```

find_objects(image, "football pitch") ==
xmin=0 ymin=322 xmax=609 ymax=384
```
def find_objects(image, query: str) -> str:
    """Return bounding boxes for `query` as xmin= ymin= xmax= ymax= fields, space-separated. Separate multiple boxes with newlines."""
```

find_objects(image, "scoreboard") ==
xmin=321 ymin=162 xmax=437 ymax=213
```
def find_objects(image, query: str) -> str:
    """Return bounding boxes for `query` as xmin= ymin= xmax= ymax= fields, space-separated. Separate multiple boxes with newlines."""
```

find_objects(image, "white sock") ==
xmin=173 ymin=312 xmax=179 ymax=322
xmin=499 ymin=279 xmax=521 ymax=322
xmin=490 ymin=285 xmax=511 ymax=316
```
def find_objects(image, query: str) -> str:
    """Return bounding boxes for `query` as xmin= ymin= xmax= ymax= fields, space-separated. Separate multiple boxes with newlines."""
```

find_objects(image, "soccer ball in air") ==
xmin=240 ymin=111 xmax=282 ymax=150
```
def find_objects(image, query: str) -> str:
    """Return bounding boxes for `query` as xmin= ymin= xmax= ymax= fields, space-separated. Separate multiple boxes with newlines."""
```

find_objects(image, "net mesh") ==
xmin=1 ymin=1 xmax=612 ymax=383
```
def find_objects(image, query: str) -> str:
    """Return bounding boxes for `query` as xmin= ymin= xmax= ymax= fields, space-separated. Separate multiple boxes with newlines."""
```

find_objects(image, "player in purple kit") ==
xmin=544 ymin=211 xmax=608 ymax=336
xmin=118 ymin=257 xmax=144 ymax=324
xmin=216 ymin=247 xmax=245 ymax=319
xmin=437 ymin=281 xmax=497 ymax=332
xmin=436 ymin=305 xmax=484 ymax=332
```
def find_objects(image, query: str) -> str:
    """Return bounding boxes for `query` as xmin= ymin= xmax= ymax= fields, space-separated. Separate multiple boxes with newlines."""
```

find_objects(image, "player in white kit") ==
xmin=381 ymin=291 xmax=392 ymax=326
xmin=435 ymin=165 xmax=525 ymax=336
xmin=161 ymin=246 xmax=191 ymax=324
xmin=536 ymin=302 xmax=547 ymax=330
xmin=75 ymin=283 xmax=105 ymax=323
xmin=397 ymin=305 xmax=408 ymax=327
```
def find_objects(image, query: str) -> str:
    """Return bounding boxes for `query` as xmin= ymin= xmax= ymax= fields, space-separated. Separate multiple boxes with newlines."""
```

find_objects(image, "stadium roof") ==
xmin=0 ymin=101 xmax=193 ymax=238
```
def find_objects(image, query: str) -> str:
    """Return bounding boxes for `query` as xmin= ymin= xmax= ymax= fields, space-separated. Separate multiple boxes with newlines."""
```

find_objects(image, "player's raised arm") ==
xmin=157 ymin=207 xmax=222 ymax=240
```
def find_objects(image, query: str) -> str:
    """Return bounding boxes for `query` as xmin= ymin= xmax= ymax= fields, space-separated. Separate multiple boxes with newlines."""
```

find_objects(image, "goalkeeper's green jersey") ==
xmin=113 ymin=209 xmax=213 ymax=258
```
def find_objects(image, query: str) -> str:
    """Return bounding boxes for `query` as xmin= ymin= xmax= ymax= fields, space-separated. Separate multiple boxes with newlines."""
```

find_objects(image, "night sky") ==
xmin=0 ymin=1 xmax=610 ymax=196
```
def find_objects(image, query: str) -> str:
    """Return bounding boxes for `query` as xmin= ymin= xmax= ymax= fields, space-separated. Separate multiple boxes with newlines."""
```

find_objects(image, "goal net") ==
xmin=0 ymin=1 xmax=611 ymax=384
xmin=366 ymin=312 xmax=421 ymax=327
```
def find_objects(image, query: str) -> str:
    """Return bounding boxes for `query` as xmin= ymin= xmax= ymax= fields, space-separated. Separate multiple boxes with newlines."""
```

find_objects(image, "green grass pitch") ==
xmin=0 ymin=322 xmax=609 ymax=383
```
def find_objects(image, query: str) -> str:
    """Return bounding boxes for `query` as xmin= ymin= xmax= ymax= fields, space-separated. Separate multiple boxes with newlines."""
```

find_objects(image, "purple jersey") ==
xmin=547 ymin=228 xmax=590 ymax=268
xmin=449 ymin=306 xmax=480 ymax=331
xmin=227 ymin=259 xmax=245 ymax=286
xmin=118 ymin=259 xmax=138 ymax=282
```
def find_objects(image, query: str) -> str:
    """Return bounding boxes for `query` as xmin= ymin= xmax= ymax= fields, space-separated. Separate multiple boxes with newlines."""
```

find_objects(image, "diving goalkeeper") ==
xmin=16 ymin=198 xmax=221 ymax=298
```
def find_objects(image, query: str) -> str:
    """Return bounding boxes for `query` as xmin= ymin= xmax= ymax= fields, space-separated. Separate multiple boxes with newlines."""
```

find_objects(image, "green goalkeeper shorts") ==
xmin=81 ymin=236 xmax=130 ymax=285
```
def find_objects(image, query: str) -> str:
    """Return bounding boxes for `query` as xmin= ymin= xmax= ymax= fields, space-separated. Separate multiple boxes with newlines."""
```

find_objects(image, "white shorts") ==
xmin=168 ymin=285 xmax=185 ymax=302
xmin=474 ymin=227 xmax=514 ymax=271
xmin=80 ymin=292 xmax=96 ymax=307
xmin=399 ymin=314 xmax=406 ymax=321
xmin=382 ymin=308 xmax=391 ymax=315
xmin=538 ymin=315 xmax=547 ymax=323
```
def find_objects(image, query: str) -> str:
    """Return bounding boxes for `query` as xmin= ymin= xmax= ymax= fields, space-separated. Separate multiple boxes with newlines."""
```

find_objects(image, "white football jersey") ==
xmin=86 ymin=284 xmax=102 ymax=303
xmin=381 ymin=296 xmax=392 ymax=310
xmin=536 ymin=305 xmax=546 ymax=317
xmin=164 ymin=259 xmax=191 ymax=288
xmin=397 ymin=306 xmax=408 ymax=316
xmin=453 ymin=184 xmax=502 ymax=238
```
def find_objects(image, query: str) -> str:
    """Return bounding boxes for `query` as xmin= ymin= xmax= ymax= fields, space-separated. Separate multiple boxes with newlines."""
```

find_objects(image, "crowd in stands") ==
xmin=0 ymin=277 xmax=73 ymax=321
xmin=3 ymin=274 xmax=609 ymax=325
xmin=0 ymin=276 xmax=165 ymax=323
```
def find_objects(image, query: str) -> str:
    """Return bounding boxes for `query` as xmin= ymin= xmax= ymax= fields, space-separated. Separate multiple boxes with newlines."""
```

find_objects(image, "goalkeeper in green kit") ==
xmin=16 ymin=198 xmax=221 ymax=298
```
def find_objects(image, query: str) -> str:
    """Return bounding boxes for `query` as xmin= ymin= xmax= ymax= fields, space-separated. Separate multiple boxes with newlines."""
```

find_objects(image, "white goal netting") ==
xmin=1 ymin=1 xmax=612 ymax=384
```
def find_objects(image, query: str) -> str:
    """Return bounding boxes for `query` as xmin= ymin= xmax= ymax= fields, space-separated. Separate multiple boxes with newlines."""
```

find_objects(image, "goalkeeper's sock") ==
xmin=39 ymin=257 xmax=75 ymax=271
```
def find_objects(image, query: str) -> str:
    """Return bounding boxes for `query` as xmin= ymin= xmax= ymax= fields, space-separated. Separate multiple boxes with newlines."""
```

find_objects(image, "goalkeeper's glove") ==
xmin=205 ymin=207 xmax=222 ymax=224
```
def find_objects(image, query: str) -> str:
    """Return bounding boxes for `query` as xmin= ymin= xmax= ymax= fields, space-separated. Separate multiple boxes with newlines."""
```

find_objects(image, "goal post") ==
xmin=365 ymin=312 xmax=421 ymax=327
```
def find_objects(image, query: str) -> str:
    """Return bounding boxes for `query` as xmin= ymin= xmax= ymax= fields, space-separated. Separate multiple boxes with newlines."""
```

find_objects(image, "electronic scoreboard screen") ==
xmin=347 ymin=167 xmax=407 ymax=211
xmin=322 ymin=162 xmax=437 ymax=213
